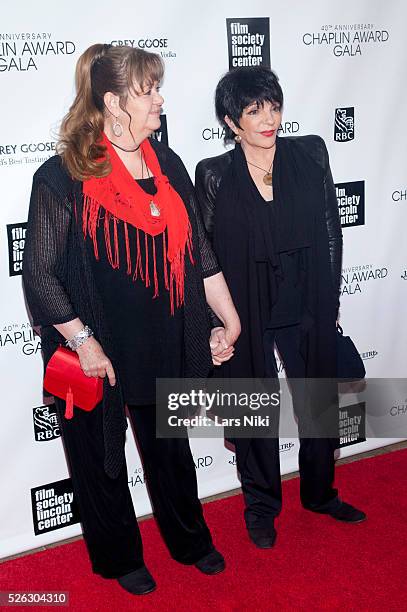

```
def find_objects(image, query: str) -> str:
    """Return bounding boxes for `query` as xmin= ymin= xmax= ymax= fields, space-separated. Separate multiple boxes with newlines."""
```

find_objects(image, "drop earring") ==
xmin=112 ymin=116 xmax=123 ymax=138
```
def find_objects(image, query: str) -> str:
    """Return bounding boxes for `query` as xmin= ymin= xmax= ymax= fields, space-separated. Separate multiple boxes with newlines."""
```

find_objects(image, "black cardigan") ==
xmin=23 ymin=138 xmax=220 ymax=478
xmin=194 ymin=135 xmax=342 ymax=382
xmin=195 ymin=135 xmax=342 ymax=312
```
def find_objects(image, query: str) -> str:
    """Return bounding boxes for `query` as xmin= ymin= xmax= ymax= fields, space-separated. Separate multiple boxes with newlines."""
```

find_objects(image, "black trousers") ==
xmin=235 ymin=324 xmax=339 ymax=529
xmin=55 ymin=401 xmax=213 ymax=578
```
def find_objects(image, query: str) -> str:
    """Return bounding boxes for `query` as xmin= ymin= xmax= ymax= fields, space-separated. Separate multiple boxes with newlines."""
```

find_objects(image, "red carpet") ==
xmin=1 ymin=449 xmax=406 ymax=611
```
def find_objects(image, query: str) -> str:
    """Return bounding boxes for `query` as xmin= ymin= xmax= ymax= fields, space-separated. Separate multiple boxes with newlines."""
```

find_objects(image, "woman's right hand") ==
xmin=76 ymin=337 xmax=116 ymax=386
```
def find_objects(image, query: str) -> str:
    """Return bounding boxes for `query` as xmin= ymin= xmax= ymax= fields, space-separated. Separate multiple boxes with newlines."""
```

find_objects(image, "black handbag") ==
xmin=336 ymin=325 xmax=366 ymax=382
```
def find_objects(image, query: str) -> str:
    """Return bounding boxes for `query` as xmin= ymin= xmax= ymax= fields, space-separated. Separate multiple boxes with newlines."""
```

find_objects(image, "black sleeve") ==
xmin=195 ymin=160 xmax=219 ymax=244
xmin=195 ymin=161 xmax=224 ymax=329
xmin=172 ymin=153 xmax=220 ymax=279
xmin=321 ymin=140 xmax=343 ymax=315
xmin=22 ymin=177 xmax=77 ymax=327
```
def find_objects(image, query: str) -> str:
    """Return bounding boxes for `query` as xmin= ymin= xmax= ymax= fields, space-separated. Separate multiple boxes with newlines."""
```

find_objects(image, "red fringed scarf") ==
xmin=82 ymin=134 xmax=193 ymax=313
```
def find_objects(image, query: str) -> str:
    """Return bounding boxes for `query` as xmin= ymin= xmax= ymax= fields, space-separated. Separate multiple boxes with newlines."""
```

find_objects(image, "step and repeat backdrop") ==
xmin=1 ymin=0 xmax=406 ymax=558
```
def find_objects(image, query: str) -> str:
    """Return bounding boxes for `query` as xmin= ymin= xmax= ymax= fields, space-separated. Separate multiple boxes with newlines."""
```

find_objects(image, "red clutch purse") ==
xmin=44 ymin=347 xmax=103 ymax=419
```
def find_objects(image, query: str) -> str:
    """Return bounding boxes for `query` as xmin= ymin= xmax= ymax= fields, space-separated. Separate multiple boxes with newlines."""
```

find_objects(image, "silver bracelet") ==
xmin=66 ymin=325 xmax=94 ymax=351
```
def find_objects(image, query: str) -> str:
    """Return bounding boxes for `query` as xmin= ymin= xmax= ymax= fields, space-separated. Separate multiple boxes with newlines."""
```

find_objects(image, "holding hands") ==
xmin=210 ymin=325 xmax=240 ymax=366
xmin=203 ymin=271 xmax=241 ymax=367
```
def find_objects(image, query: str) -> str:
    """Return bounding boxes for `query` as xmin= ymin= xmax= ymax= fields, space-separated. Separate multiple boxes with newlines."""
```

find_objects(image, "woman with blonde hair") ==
xmin=23 ymin=43 xmax=240 ymax=595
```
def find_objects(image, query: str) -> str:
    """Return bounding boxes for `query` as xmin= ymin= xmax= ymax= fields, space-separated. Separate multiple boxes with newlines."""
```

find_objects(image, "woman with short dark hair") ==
xmin=23 ymin=43 xmax=240 ymax=595
xmin=195 ymin=66 xmax=366 ymax=550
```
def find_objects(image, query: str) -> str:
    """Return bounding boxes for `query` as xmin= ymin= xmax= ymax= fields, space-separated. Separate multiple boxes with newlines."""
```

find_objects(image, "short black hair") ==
xmin=215 ymin=66 xmax=284 ymax=142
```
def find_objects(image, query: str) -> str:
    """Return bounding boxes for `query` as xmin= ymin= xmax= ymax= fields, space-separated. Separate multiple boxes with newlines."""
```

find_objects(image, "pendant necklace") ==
xmin=246 ymin=158 xmax=274 ymax=186
xmin=245 ymin=141 xmax=276 ymax=190
xmin=149 ymin=201 xmax=161 ymax=218
xmin=141 ymin=150 xmax=161 ymax=217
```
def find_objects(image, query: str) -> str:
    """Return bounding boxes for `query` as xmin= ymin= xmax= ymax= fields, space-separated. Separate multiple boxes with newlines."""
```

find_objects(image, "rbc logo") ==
xmin=33 ymin=405 xmax=60 ymax=442
xmin=334 ymin=107 xmax=355 ymax=142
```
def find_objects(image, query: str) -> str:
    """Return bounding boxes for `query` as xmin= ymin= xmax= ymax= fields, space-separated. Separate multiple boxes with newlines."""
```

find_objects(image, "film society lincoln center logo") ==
xmin=334 ymin=107 xmax=354 ymax=142
xmin=339 ymin=402 xmax=366 ymax=448
xmin=31 ymin=478 xmax=80 ymax=535
xmin=335 ymin=181 xmax=365 ymax=228
xmin=226 ymin=18 xmax=270 ymax=69
xmin=7 ymin=222 xmax=27 ymax=276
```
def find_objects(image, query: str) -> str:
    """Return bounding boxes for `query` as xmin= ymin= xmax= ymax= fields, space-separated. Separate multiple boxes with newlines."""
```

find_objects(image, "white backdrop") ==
xmin=1 ymin=0 xmax=406 ymax=559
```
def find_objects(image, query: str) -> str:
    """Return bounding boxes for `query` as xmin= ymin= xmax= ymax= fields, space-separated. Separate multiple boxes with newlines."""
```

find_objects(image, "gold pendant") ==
xmin=263 ymin=173 xmax=273 ymax=186
xmin=150 ymin=201 xmax=160 ymax=217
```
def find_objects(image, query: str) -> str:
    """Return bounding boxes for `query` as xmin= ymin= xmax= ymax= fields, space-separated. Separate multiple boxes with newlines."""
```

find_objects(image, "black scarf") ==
xmin=213 ymin=137 xmax=337 ymax=380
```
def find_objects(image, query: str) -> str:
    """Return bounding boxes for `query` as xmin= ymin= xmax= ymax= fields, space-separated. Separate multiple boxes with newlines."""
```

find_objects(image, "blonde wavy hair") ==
xmin=57 ymin=43 xmax=164 ymax=180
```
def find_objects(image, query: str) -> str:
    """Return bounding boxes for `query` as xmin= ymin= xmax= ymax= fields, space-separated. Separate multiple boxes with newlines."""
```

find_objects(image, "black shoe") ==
xmin=327 ymin=501 xmax=366 ymax=523
xmin=117 ymin=566 xmax=156 ymax=595
xmin=195 ymin=549 xmax=225 ymax=575
xmin=247 ymin=526 xmax=277 ymax=549
xmin=308 ymin=500 xmax=367 ymax=524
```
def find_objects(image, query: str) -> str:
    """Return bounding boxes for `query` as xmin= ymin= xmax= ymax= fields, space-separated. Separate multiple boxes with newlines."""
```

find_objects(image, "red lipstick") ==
xmin=260 ymin=130 xmax=275 ymax=137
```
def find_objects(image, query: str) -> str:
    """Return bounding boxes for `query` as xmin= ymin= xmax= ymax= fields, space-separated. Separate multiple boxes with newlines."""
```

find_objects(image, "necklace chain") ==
xmin=246 ymin=159 xmax=274 ymax=174
xmin=108 ymin=138 xmax=140 ymax=153
xmin=141 ymin=150 xmax=152 ymax=179
xmin=108 ymin=139 xmax=158 ymax=214
xmin=244 ymin=145 xmax=276 ymax=189
xmin=139 ymin=150 xmax=159 ymax=216
xmin=246 ymin=158 xmax=274 ymax=187
xmin=245 ymin=143 xmax=276 ymax=185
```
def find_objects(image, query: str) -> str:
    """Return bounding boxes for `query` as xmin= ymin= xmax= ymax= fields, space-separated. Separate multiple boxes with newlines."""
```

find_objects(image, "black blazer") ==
xmin=195 ymin=135 xmax=343 ymax=313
